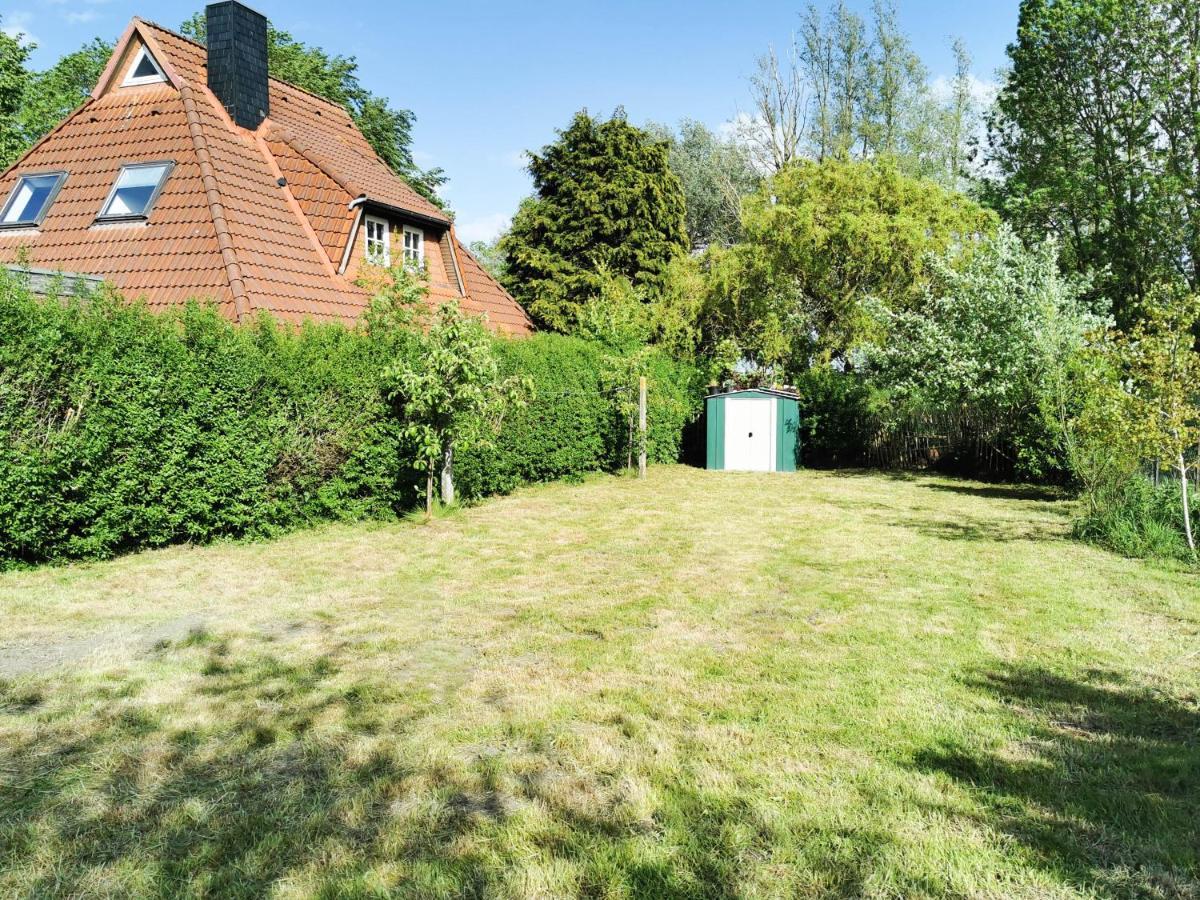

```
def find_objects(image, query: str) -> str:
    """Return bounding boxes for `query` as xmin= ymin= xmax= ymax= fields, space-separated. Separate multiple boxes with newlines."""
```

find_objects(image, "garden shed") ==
xmin=705 ymin=387 xmax=800 ymax=472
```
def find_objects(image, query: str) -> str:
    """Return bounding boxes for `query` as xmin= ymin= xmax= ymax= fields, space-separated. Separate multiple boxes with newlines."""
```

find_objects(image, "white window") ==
xmin=121 ymin=45 xmax=167 ymax=87
xmin=403 ymin=225 xmax=424 ymax=268
xmin=364 ymin=215 xmax=390 ymax=265
xmin=0 ymin=172 xmax=67 ymax=227
xmin=97 ymin=162 xmax=174 ymax=220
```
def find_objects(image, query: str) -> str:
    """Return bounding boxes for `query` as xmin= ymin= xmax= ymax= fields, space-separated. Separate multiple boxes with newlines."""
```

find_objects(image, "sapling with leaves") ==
xmin=386 ymin=301 xmax=530 ymax=515
xmin=1101 ymin=288 xmax=1200 ymax=555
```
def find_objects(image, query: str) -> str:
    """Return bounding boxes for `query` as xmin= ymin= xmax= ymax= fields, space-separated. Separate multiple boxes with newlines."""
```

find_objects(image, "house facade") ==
xmin=0 ymin=1 xmax=532 ymax=335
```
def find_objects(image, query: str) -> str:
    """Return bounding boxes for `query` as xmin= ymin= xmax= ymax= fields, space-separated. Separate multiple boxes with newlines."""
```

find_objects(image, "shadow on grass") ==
xmin=913 ymin=664 xmax=1200 ymax=898
xmin=895 ymin=515 xmax=1067 ymax=544
xmin=0 ymin=636 xmax=876 ymax=899
xmin=920 ymin=482 xmax=1064 ymax=503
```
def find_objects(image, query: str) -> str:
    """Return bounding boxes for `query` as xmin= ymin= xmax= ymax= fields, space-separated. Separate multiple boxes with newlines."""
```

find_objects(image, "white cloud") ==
xmin=456 ymin=212 xmax=510 ymax=245
xmin=64 ymin=9 xmax=99 ymax=24
xmin=2 ymin=11 xmax=37 ymax=46
xmin=929 ymin=73 xmax=998 ymax=107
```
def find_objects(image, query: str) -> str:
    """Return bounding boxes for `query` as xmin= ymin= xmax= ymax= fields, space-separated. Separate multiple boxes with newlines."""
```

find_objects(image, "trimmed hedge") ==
xmin=0 ymin=276 xmax=701 ymax=567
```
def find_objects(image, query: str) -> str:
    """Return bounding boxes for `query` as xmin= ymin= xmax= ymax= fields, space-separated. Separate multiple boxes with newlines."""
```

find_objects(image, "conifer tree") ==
xmin=500 ymin=110 xmax=688 ymax=332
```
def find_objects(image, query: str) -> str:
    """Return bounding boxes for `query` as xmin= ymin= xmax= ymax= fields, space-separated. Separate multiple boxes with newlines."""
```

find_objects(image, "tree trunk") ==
xmin=441 ymin=443 xmax=455 ymax=506
xmin=1180 ymin=453 xmax=1195 ymax=555
xmin=426 ymin=462 xmax=434 ymax=517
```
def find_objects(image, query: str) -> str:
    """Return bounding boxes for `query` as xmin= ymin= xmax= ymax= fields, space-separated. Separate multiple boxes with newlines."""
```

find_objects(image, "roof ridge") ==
xmin=137 ymin=18 xmax=359 ymax=118
xmin=178 ymin=80 xmax=252 ymax=321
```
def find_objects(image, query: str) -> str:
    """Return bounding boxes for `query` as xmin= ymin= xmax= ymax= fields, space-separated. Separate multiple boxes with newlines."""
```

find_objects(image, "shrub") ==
xmin=0 ymin=275 xmax=703 ymax=568
xmin=0 ymin=276 xmax=409 ymax=566
xmin=1074 ymin=473 xmax=1198 ymax=563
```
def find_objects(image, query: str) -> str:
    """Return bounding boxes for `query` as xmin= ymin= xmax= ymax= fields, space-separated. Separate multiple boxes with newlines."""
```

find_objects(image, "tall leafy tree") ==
xmin=500 ymin=110 xmax=688 ymax=331
xmin=180 ymin=13 xmax=445 ymax=205
xmin=0 ymin=22 xmax=34 ymax=169
xmin=647 ymin=119 xmax=761 ymax=250
xmin=17 ymin=39 xmax=111 ymax=150
xmin=987 ymin=0 xmax=1200 ymax=327
xmin=701 ymin=157 xmax=997 ymax=363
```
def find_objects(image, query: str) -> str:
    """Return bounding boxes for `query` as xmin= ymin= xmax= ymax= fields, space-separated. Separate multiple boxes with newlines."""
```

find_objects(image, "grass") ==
xmin=0 ymin=466 xmax=1196 ymax=899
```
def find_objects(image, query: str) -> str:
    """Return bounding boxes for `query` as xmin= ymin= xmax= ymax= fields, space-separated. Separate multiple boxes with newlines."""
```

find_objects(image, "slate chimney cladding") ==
xmin=205 ymin=1 xmax=268 ymax=130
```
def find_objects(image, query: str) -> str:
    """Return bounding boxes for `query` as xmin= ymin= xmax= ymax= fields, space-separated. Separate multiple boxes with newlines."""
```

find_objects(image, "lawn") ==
xmin=0 ymin=466 xmax=1196 ymax=899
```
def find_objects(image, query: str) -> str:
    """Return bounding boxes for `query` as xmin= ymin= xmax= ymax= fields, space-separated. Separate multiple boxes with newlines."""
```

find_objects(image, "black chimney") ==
xmin=205 ymin=1 xmax=269 ymax=130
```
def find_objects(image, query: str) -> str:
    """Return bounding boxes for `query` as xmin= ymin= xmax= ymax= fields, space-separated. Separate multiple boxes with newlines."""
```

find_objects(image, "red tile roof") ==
xmin=0 ymin=17 xmax=531 ymax=334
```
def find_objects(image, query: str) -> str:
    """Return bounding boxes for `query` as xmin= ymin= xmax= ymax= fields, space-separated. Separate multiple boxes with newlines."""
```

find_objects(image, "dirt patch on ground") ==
xmin=0 ymin=614 xmax=209 ymax=677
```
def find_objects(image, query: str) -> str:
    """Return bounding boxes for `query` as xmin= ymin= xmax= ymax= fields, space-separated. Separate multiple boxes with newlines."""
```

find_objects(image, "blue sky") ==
xmin=3 ymin=1 xmax=1019 ymax=242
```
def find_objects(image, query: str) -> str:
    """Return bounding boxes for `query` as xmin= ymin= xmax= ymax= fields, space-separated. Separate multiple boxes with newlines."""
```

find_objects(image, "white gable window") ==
xmin=97 ymin=162 xmax=174 ymax=221
xmin=403 ymin=225 xmax=424 ymax=268
xmin=0 ymin=171 xmax=67 ymax=228
xmin=364 ymin=215 xmax=390 ymax=265
xmin=121 ymin=45 xmax=167 ymax=87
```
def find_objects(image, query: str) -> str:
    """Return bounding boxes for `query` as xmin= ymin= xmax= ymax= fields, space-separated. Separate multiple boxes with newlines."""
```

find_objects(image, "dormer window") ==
xmin=364 ymin=215 xmax=390 ymax=265
xmin=97 ymin=162 xmax=174 ymax=222
xmin=403 ymin=225 xmax=424 ymax=268
xmin=121 ymin=45 xmax=167 ymax=87
xmin=0 ymin=172 xmax=67 ymax=228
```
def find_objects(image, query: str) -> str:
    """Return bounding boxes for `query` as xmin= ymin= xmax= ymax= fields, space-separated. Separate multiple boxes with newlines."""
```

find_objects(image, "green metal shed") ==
xmin=705 ymin=387 xmax=801 ymax=472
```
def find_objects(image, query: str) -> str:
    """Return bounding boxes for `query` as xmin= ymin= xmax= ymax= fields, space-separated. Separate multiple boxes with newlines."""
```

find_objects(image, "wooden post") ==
xmin=638 ymin=376 xmax=647 ymax=479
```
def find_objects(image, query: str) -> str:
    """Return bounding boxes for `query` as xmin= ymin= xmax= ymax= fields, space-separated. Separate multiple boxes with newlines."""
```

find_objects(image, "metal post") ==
xmin=638 ymin=376 xmax=647 ymax=478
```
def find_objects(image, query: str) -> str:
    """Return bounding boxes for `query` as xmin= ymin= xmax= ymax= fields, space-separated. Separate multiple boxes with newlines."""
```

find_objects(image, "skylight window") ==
xmin=121 ymin=46 xmax=167 ymax=87
xmin=97 ymin=162 xmax=174 ymax=221
xmin=0 ymin=172 xmax=67 ymax=228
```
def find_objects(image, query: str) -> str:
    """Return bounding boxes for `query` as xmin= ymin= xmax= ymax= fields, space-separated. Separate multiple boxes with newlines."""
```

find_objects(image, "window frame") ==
xmin=95 ymin=161 xmax=175 ymax=223
xmin=402 ymin=225 xmax=425 ymax=269
xmin=0 ymin=171 xmax=68 ymax=229
xmin=364 ymin=214 xmax=391 ymax=266
xmin=121 ymin=45 xmax=168 ymax=87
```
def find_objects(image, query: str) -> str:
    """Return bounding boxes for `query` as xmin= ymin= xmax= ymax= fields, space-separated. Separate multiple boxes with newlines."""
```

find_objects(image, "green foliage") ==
xmin=865 ymin=227 xmax=1102 ymax=419
xmin=646 ymin=119 xmax=761 ymax=250
xmin=467 ymin=238 xmax=508 ymax=281
xmin=179 ymin=12 xmax=445 ymax=205
xmin=16 ymin=38 xmax=110 ymax=151
xmin=500 ymin=110 xmax=689 ymax=332
xmin=1088 ymin=288 xmax=1200 ymax=553
xmin=0 ymin=274 xmax=407 ymax=567
xmin=702 ymin=157 xmax=996 ymax=362
xmin=385 ymin=299 xmax=529 ymax=510
xmin=987 ymin=0 xmax=1200 ymax=328
xmin=1 ymin=273 xmax=700 ymax=567
xmin=0 ymin=21 xmax=34 ymax=169
xmin=1074 ymin=473 xmax=1199 ymax=563
xmin=456 ymin=335 xmax=613 ymax=497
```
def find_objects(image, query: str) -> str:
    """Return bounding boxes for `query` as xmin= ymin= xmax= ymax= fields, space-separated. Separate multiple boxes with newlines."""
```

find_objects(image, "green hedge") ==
xmin=0 ymin=277 xmax=701 ymax=567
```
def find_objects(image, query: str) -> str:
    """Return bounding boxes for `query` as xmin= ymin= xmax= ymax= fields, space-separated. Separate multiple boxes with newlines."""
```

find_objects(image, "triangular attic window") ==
xmin=121 ymin=45 xmax=167 ymax=87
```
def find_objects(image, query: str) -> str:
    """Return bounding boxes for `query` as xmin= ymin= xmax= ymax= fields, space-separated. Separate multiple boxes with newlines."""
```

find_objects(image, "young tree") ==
xmin=1102 ymin=289 xmax=1200 ymax=553
xmin=180 ymin=12 xmax=445 ymax=204
xmin=500 ymin=110 xmax=688 ymax=331
xmin=943 ymin=38 xmax=975 ymax=191
xmin=386 ymin=301 xmax=529 ymax=513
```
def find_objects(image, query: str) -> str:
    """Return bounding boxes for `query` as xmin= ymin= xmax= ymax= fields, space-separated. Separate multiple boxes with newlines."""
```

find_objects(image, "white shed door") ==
xmin=724 ymin=398 xmax=774 ymax=471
